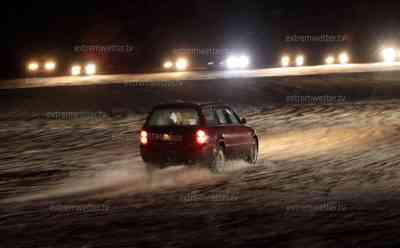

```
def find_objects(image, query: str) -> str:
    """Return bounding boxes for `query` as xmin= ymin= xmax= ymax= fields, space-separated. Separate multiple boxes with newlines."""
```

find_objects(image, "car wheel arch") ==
xmin=217 ymin=140 xmax=226 ymax=151
xmin=253 ymin=135 xmax=259 ymax=148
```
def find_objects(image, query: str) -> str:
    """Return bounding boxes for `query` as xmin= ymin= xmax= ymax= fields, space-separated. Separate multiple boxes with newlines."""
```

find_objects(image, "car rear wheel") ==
xmin=245 ymin=138 xmax=258 ymax=165
xmin=209 ymin=146 xmax=226 ymax=174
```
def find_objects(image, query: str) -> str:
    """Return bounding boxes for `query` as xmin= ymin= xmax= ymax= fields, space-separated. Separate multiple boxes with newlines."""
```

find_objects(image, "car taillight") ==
xmin=140 ymin=130 xmax=148 ymax=145
xmin=196 ymin=130 xmax=208 ymax=144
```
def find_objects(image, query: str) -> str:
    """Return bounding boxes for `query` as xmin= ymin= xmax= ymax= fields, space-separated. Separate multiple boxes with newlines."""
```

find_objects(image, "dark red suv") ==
xmin=139 ymin=102 xmax=258 ymax=173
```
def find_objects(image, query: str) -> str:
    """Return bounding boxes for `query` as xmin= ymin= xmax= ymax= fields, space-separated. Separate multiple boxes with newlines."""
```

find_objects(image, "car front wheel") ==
xmin=245 ymin=138 xmax=258 ymax=165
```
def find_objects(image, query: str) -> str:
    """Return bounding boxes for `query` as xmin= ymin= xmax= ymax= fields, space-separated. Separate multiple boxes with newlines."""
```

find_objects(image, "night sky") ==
xmin=3 ymin=1 xmax=400 ymax=79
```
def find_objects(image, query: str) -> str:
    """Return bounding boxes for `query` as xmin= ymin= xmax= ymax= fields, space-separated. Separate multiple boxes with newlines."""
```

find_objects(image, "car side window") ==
xmin=202 ymin=107 xmax=218 ymax=126
xmin=215 ymin=108 xmax=228 ymax=124
xmin=223 ymin=108 xmax=240 ymax=124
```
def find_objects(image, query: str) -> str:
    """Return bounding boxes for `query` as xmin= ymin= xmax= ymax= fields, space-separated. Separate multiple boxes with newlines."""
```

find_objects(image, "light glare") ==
xmin=71 ymin=65 xmax=82 ymax=76
xmin=85 ymin=63 xmax=97 ymax=75
xmin=163 ymin=61 xmax=173 ymax=69
xmin=382 ymin=48 xmax=397 ymax=63
xmin=226 ymin=56 xmax=241 ymax=69
xmin=281 ymin=56 xmax=290 ymax=67
xmin=176 ymin=58 xmax=188 ymax=71
xmin=226 ymin=55 xmax=250 ymax=69
xmin=239 ymin=55 xmax=250 ymax=68
xmin=44 ymin=61 xmax=56 ymax=71
xmin=296 ymin=55 xmax=305 ymax=66
xmin=325 ymin=56 xmax=335 ymax=65
xmin=339 ymin=53 xmax=349 ymax=64
xmin=28 ymin=62 xmax=39 ymax=72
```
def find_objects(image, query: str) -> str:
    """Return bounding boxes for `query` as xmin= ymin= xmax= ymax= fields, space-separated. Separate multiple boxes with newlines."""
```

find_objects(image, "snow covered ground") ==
xmin=1 ymin=70 xmax=400 ymax=247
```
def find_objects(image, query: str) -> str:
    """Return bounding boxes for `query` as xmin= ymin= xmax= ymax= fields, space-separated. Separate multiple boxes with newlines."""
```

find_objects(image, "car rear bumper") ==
xmin=140 ymin=143 xmax=214 ymax=167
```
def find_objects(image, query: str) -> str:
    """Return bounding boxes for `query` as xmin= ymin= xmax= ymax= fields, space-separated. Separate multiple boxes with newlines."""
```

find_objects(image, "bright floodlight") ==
xmin=325 ymin=56 xmax=335 ymax=65
xmin=71 ymin=65 xmax=82 ymax=76
xmin=163 ymin=61 xmax=173 ymax=69
xmin=44 ymin=61 xmax=56 ymax=71
xmin=382 ymin=48 xmax=397 ymax=63
xmin=176 ymin=58 xmax=188 ymax=71
xmin=27 ymin=62 xmax=39 ymax=72
xmin=239 ymin=55 xmax=250 ymax=68
xmin=339 ymin=52 xmax=349 ymax=64
xmin=226 ymin=55 xmax=250 ymax=69
xmin=226 ymin=56 xmax=240 ymax=69
xmin=295 ymin=55 xmax=305 ymax=66
xmin=281 ymin=56 xmax=290 ymax=67
xmin=85 ymin=63 xmax=97 ymax=75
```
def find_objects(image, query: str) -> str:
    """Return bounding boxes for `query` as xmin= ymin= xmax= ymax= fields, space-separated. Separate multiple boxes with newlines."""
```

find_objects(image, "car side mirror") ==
xmin=240 ymin=118 xmax=247 ymax=124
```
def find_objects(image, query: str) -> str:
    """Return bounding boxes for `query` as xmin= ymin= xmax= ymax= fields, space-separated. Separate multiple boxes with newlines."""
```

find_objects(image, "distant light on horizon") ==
xmin=44 ymin=61 xmax=56 ymax=71
xmin=382 ymin=48 xmax=397 ymax=63
xmin=163 ymin=61 xmax=173 ymax=69
xmin=295 ymin=55 xmax=305 ymax=66
xmin=85 ymin=63 xmax=97 ymax=75
xmin=27 ymin=62 xmax=39 ymax=72
xmin=71 ymin=65 xmax=82 ymax=76
xmin=339 ymin=52 xmax=350 ymax=64
xmin=325 ymin=56 xmax=335 ymax=65
xmin=176 ymin=58 xmax=188 ymax=71
xmin=281 ymin=56 xmax=290 ymax=67
xmin=226 ymin=55 xmax=250 ymax=69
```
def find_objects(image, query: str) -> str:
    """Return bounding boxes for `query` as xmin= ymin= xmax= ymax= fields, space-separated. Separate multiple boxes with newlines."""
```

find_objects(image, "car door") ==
xmin=221 ymin=107 xmax=253 ymax=158
xmin=213 ymin=107 xmax=235 ymax=157
xmin=215 ymin=107 xmax=244 ymax=158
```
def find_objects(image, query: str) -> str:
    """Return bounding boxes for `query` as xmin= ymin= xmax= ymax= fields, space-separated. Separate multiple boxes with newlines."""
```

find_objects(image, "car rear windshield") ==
xmin=147 ymin=108 xmax=200 ymax=126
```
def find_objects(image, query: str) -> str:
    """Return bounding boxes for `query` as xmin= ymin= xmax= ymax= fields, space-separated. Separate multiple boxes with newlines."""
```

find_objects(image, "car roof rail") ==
xmin=160 ymin=99 xmax=185 ymax=104
xmin=157 ymin=100 xmax=227 ymax=107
